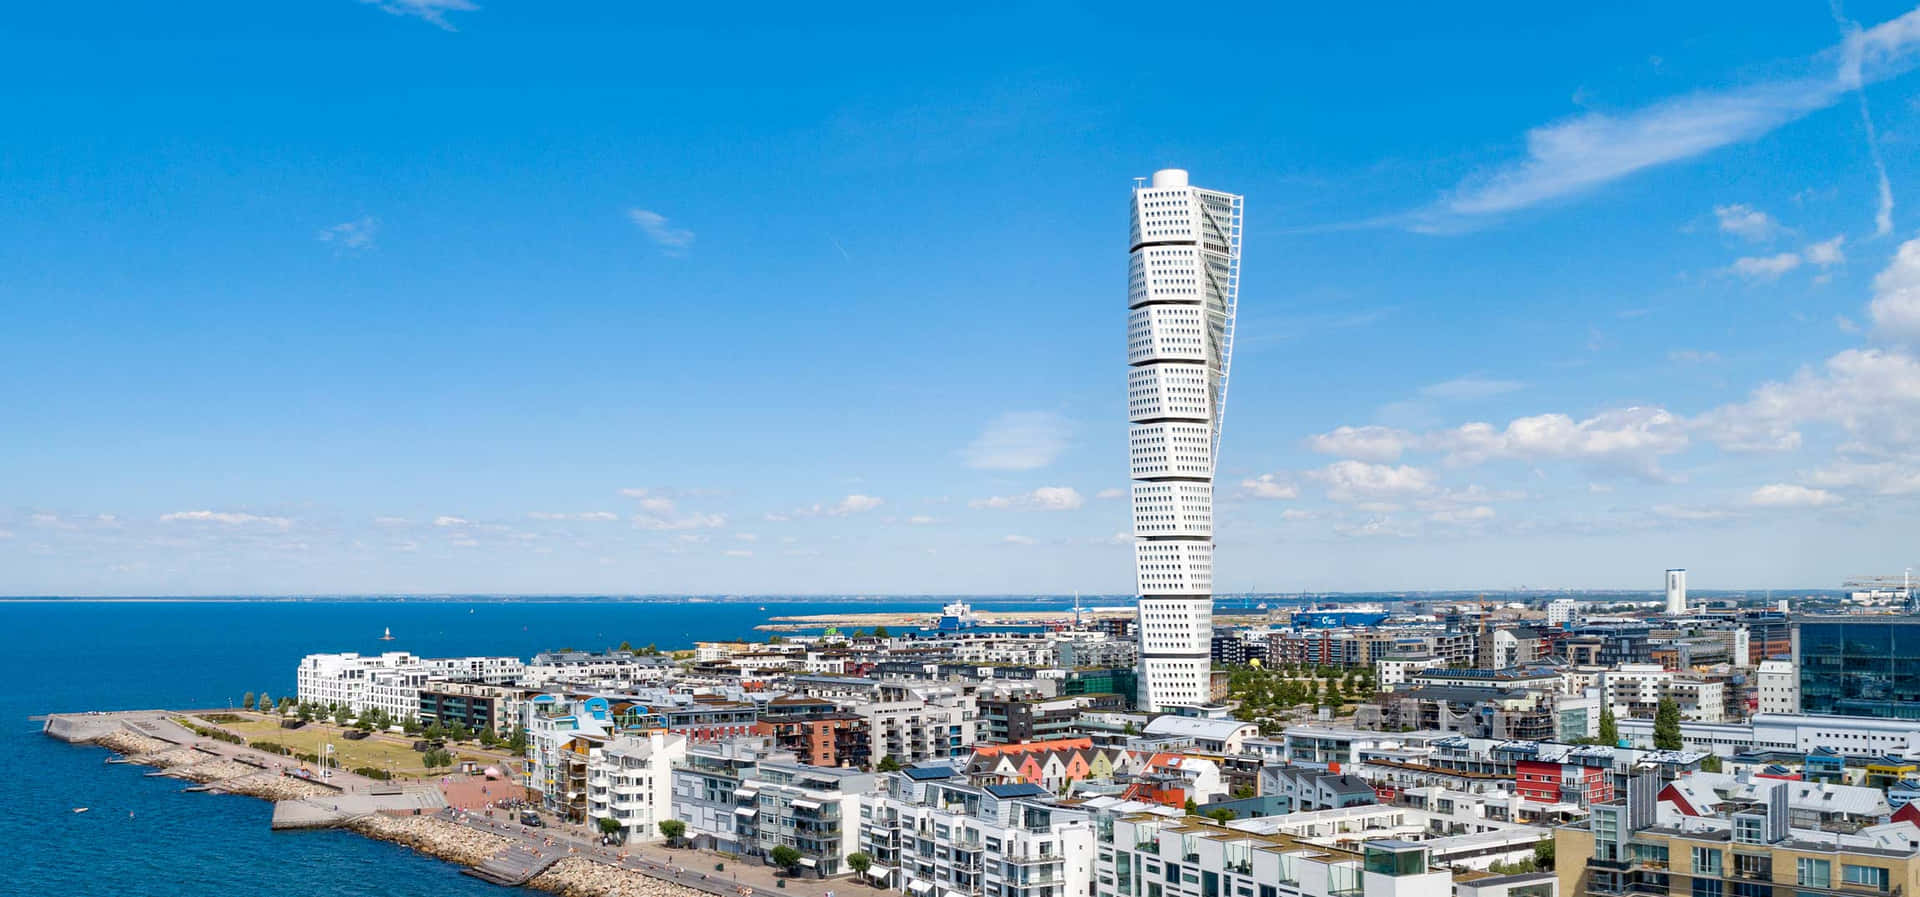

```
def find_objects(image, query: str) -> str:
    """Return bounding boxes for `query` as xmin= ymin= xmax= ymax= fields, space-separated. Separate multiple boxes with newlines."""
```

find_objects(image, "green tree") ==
xmin=1598 ymin=706 xmax=1619 ymax=745
xmin=1700 ymin=753 xmax=1723 ymax=773
xmin=1534 ymin=838 xmax=1555 ymax=870
xmin=876 ymin=754 xmax=902 ymax=772
xmin=1204 ymin=808 xmax=1237 ymax=822
xmin=508 ymin=725 xmax=529 ymax=753
xmin=298 ymin=702 xmax=315 ymax=722
xmin=332 ymin=704 xmax=351 ymax=727
xmin=242 ymin=692 xmax=255 ymax=711
xmin=660 ymin=818 xmax=687 ymax=846
xmin=1653 ymin=697 xmax=1683 ymax=750
xmin=846 ymin=851 xmax=873 ymax=877
xmin=619 ymin=640 xmax=634 ymax=653
xmin=1183 ymin=798 xmax=1199 ymax=815
xmin=770 ymin=845 xmax=803 ymax=876
xmin=258 ymin=693 xmax=273 ymax=713
xmin=873 ymin=626 xmax=890 ymax=639
xmin=598 ymin=816 xmax=624 ymax=839
xmin=402 ymin=714 xmax=422 ymax=735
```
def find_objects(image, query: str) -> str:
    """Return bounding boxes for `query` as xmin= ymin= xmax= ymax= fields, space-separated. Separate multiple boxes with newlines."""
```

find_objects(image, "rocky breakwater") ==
xmin=95 ymin=729 xmax=174 ymax=757
xmin=346 ymin=815 xmax=513 ymax=866
xmin=529 ymin=858 xmax=711 ymax=897
xmin=219 ymin=774 xmax=332 ymax=801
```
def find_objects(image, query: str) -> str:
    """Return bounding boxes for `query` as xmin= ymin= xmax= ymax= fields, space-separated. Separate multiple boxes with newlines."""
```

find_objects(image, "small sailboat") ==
xmin=379 ymin=627 xmax=395 ymax=641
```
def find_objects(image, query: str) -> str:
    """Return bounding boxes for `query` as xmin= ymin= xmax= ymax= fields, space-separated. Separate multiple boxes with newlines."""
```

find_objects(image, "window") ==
xmin=1797 ymin=859 xmax=1831 ymax=889
xmin=1842 ymin=866 xmax=1889 ymax=892
xmin=1695 ymin=880 xmax=1725 ymax=897
xmin=1733 ymin=815 xmax=1765 ymax=845
xmin=1695 ymin=848 xmax=1724 ymax=877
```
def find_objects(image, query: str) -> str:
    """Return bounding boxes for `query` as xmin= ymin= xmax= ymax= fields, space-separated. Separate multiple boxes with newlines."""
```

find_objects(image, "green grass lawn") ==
xmin=213 ymin=715 xmax=517 ymax=780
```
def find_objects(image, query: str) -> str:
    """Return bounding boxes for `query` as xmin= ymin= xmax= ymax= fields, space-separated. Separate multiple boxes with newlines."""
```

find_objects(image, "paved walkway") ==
xmin=441 ymin=806 xmax=859 ymax=897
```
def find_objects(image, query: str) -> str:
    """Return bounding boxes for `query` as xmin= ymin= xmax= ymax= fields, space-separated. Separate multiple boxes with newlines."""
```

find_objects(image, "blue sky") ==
xmin=5 ymin=1 xmax=1920 ymax=595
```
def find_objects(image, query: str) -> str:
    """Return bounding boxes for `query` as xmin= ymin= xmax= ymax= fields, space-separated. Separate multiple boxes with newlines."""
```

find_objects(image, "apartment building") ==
xmin=586 ymin=729 xmax=687 ymax=842
xmin=294 ymin=651 xmax=521 ymax=715
xmin=860 ymin=771 xmax=1097 ymax=897
xmin=418 ymin=679 xmax=523 ymax=733
xmin=1754 ymin=661 xmax=1799 ymax=715
xmin=1593 ymin=665 xmax=1726 ymax=722
xmin=736 ymin=760 xmax=874 ymax=877
xmin=859 ymin=684 xmax=979 ymax=768
xmin=751 ymin=711 xmax=868 ymax=768
xmin=1557 ymin=778 xmax=1920 ymax=897
xmin=670 ymin=735 xmax=794 ymax=854
xmin=1097 ymin=813 xmax=1458 ymax=897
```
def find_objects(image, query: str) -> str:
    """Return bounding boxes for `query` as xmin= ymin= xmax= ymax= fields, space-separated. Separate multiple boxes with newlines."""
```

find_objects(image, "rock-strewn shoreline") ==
xmin=73 ymin=722 xmax=712 ymax=897
xmin=530 ymin=858 xmax=710 ymax=897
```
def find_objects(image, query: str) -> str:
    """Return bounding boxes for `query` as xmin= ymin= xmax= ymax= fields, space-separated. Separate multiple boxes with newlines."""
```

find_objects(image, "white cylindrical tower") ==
xmin=1129 ymin=169 xmax=1242 ymax=712
xmin=1665 ymin=568 xmax=1688 ymax=615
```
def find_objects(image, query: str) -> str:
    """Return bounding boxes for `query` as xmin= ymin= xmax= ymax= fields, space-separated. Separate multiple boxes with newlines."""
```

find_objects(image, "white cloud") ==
xmin=1308 ymin=425 xmax=1413 ymax=462
xmin=318 ymin=216 xmax=379 ymax=251
xmin=1419 ymin=375 xmax=1525 ymax=400
xmin=1432 ymin=7 xmax=1920 ymax=223
xmin=1279 ymin=509 xmax=1316 ymax=521
xmin=1428 ymin=505 xmax=1495 ymax=524
xmin=1805 ymin=235 xmax=1846 ymax=267
xmin=724 ymin=549 xmax=753 ymax=558
xmin=1001 ymin=534 xmax=1036 ymax=546
xmin=962 ymin=411 xmax=1071 ymax=470
xmin=373 ymin=515 xmax=411 ymax=527
xmin=1714 ymin=204 xmax=1781 ymax=241
xmin=1332 ymin=517 xmax=1417 ymax=538
xmin=1729 ymin=252 xmax=1803 ymax=280
xmin=358 ymin=0 xmax=477 ymax=30
xmin=1696 ymin=347 xmax=1920 ymax=455
xmin=160 ymin=510 xmax=292 ymax=528
xmin=1310 ymin=461 xmax=1437 ymax=503
xmin=432 ymin=515 xmax=470 ymax=527
xmin=628 ymin=208 xmax=695 ymax=255
xmin=527 ymin=511 xmax=619 ymax=521
xmin=969 ymin=487 xmax=1084 ymax=511
xmin=1668 ymin=349 xmax=1721 ymax=363
xmin=1869 ymin=237 xmax=1920 ymax=342
xmin=734 ymin=533 xmax=759 ymax=542
xmin=1748 ymin=483 xmax=1841 ymax=507
xmin=1435 ymin=406 xmax=1688 ymax=478
xmin=633 ymin=511 xmax=727 ymax=531
xmin=1652 ymin=504 xmax=1738 ymax=521
xmin=1810 ymin=460 xmax=1920 ymax=495
xmin=1095 ymin=488 xmax=1126 ymax=500
xmin=907 ymin=515 xmax=937 ymax=525
xmin=772 ymin=494 xmax=886 ymax=519
xmin=1240 ymin=474 xmax=1299 ymax=500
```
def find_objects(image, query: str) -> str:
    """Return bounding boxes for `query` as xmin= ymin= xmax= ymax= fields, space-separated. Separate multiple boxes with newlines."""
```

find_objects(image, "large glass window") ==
xmin=1842 ymin=866 xmax=1890 ymax=892
xmin=1694 ymin=848 xmax=1724 ymax=876
xmin=1734 ymin=816 xmax=1765 ymax=845
xmin=1797 ymin=859 xmax=1830 ymax=889
xmin=1695 ymin=880 xmax=1726 ymax=897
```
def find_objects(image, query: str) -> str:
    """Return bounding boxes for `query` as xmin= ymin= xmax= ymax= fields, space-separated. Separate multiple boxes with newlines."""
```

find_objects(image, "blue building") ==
xmin=1796 ymin=617 xmax=1920 ymax=719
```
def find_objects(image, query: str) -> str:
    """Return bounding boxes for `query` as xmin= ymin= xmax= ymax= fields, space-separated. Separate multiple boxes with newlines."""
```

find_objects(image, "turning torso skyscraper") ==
xmin=1127 ymin=168 xmax=1242 ymax=712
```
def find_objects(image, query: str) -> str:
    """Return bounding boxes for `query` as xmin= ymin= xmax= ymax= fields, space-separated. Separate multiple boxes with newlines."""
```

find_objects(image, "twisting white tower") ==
xmin=1128 ymin=168 xmax=1242 ymax=712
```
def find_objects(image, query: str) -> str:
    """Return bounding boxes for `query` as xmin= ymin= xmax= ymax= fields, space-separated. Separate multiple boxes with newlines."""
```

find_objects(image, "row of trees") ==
xmin=1225 ymin=665 xmax=1380 ymax=735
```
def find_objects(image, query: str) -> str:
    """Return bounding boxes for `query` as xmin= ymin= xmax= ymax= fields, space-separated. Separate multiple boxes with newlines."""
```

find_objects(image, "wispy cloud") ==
xmin=1714 ymin=204 xmax=1783 ymax=241
xmin=527 ymin=511 xmax=619 ymax=521
xmin=1729 ymin=252 xmax=1804 ymax=280
xmin=160 ymin=510 xmax=292 ymax=528
xmin=318 ymin=216 xmax=379 ymax=251
xmin=628 ymin=208 xmax=696 ymax=255
xmin=1240 ymin=474 xmax=1299 ymax=500
xmin=1425 ymin=6 xmax=1920 ymax=226
xmin=1419 ymin=375 xmax=1525 ymax=401
xmin=358 ymin=0 xmax=478 ymax=32
xmin=962 ymin=411 xmax=1071 ymax=471
xmin=765 ymin=495 xmax=885 ymax=521
xmin=969 ymin=487 xmax=1084 ymax=511
xmin=1834 ymin=4 xmax=1899 ymax=236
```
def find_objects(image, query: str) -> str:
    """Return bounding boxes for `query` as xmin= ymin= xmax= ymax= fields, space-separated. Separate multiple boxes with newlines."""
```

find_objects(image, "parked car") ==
xmin=520 ymin=812 xmax=544 ymax=827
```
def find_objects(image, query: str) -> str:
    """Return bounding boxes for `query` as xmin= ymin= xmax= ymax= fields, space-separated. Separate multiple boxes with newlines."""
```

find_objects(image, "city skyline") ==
xmin=6 ymin=3 xmax=1920 ymax=594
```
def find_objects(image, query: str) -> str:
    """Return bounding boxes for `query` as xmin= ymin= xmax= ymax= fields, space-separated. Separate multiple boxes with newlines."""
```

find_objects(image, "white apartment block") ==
xmin=1615 ymin=712 xmax=1920 ymax=758
xmin=1130 ymin=168 xmax=1242 ymax=713
xmin=860 ymin=774 xmax=1097 ymax=897
xmin=1377 ymin=656 xmax=1445 ymax=693
xmin=296 ymin=651 xmax=523 ymax=718
xmin=1754 ymin=659 xmax=1799 ymax=715
xmin=1098 ymin=813 xmax=1454 ymax=897
xmin=1597 ymin=663 xmax=1725 ymax=721
xmin=737 ymin=760 xmax=874 ymax=876
xmin=1546 ymin=599 xmax=1579 ymax=627
xmin=860 ymin=686 xmax=979 ymax=768
xmin=587 ymin=730 xmax=687 ymax=842
xmin=671 ymin=736 xmax=794 ymax=854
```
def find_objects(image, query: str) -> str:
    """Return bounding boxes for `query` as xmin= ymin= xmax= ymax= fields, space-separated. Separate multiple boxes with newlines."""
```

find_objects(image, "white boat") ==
xmin=72 ymin=807 xmax=89 ymax=814
xmin=379 ymin=627 xmax=395 ymax=641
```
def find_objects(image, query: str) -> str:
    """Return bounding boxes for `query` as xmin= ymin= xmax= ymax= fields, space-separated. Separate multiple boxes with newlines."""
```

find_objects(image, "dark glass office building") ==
xmin=1795 ymin=617 xmax=1920 ymax=719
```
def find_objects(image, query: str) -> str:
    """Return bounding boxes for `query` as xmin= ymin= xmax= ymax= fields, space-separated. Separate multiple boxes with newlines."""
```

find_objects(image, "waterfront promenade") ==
xmin=44 ymin=709 xmax=861 ymax=897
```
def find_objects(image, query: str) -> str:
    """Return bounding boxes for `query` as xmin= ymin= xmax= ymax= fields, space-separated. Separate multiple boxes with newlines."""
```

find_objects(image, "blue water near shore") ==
xmin=3 ymin=596 xmax=1132 ymax=896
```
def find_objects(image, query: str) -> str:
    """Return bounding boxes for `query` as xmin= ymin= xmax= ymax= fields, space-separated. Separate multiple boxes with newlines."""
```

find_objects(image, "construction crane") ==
xmin=1841 ymin=571 xmax=1920 ymax=613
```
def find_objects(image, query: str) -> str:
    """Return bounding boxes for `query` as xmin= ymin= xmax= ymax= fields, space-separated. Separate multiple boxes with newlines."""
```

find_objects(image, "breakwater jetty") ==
xmin=42 ymin=710 xmax=720 ymax=897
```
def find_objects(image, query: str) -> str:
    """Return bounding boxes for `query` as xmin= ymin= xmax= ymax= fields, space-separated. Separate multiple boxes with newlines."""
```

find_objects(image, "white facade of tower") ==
xmin=1129 ymin=168 xmax=1242 ymax=712
xmin=1665 ymin=568 xmax=1688 ymax=615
